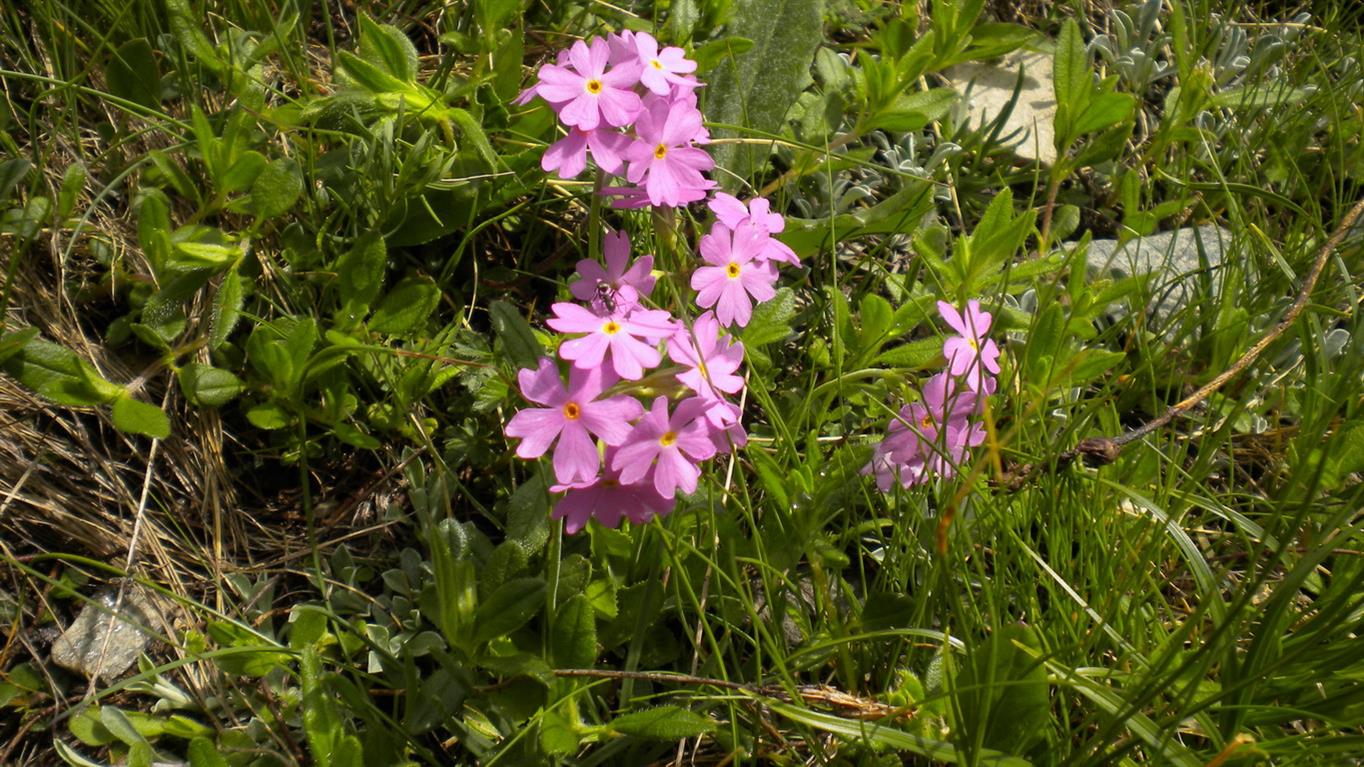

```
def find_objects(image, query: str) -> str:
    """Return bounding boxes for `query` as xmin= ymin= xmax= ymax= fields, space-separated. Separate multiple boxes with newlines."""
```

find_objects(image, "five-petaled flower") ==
xmin=938 ymin=300 xmax=1001 ymax=393
xmin=612 ymin=397 xmax=718 ymax=499
xmin=548 ymin=301 xmax=677 ymax=380
xmin=691 ymin=222 xmax=779 ymax=327
xmin=503 ymin=358 xmax=644 ymax=484
xmin=569 ymin=230 xmax=655 ymax=313
xmin=528 ymin=38 xmax=643 ymax=130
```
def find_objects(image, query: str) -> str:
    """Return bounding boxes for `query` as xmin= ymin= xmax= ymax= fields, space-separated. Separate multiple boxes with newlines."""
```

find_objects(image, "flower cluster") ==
xmin=515 ymin=30 xmax=714 ymax=207
xmin=864 ymin=301 xmax=1000 ymax=490
xmin=506 ymin=33 xmax=801 ymax=533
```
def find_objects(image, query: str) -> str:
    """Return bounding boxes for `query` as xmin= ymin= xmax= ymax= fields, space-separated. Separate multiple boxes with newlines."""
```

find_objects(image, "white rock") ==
xmin=1085 ymin=224 xmax=1234 ymax=324
xmin=51 ymin=586 xmax=163 ymax=681
xmin=948 ymin=51 xmax=1057 ymax=165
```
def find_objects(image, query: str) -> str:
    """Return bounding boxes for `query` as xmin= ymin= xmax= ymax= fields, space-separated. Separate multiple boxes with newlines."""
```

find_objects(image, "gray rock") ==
xmin=51 ymin=586 xmax=163 ymax=681
xmin=948 ymin=51 xmax=1057 ymax=165
xmin=1084 ymin=224 xmax=1234 ymax=325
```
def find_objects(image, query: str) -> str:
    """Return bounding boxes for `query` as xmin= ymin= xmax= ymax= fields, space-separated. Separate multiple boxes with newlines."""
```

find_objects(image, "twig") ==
xmin=552 ymin=669 xmax=915 ymax=721
xmin=1001 ymin=196 xmax=1364 ymax=490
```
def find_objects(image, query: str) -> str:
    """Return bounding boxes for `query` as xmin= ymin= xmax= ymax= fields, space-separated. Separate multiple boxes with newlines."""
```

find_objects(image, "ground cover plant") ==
xmin=1 ymin=0 xmax=1362 ymax=764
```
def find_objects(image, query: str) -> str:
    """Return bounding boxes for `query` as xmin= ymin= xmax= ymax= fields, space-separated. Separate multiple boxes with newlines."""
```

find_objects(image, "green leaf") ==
xmin=337 ymin=232 xmax=387 ymax=309
xmin=218 ymin=149 xmax=267 ymax=195
xmin=178 ymin=363 xmax=244 ymax=407
xmin=1065 ymin=349 xmax=1125 ymax=385
xmin=739 ymin=287 xmax=797 ymax=348
xmin=691 ymin=36 xmax=754 ymax=74
xmin=112 ymin=395 xmax=171 ymax=439
xmin=100 ymin=705 xmax=151 ymax=748
xmin=246 ymin=403 xmax=291 ymax=430
xmin=171 ymin=226 xmax=241 ymax=269
xmin=56 ymin=162 xmax=87 ymax=221
xmin=873 ymin=336 xmax=942 ymax=369
xmin=165 ymin=0 xmax=222 ymax=72
xmin=1072 ymin=92 xmax=1134 ymax=136
xmin=209 ymin=270 xmax=244 ymax=351
xmin=0 ymin=157 xmax=31 ymax=203
xmin=472 ymin=577 xmax=546 ymax=647
xmin=705 ymin=0 xmax=824 ymax=183
xmin=447 ymin=107 xmax=498 ymax=168
xmin=0 ymin=327 xmax=39 ymax=365
xmin=2 ymin=336 xmax=122 ymax=406
xmin=609 ymin=706 xmax=716 ymax=740
xmin=1052 ymin=18 xmax=1088 ymax=145
xmin=206 ymin=621 xmax=292 ymax=677
xmin=539 ymin=709 xmax=580 ymax=756
xmin=551 ymin=594 xmax=597 ymax=669
xmin=337 ymin=50 xmax=407 ymax=94
xmin=250 ymin=157 xmax=303 ymax=218
xmin=863 ymin=87 xmax=958 ymax=132
xmin=856 ymin=293 xmax=893 ymax=360
xmin=668 ymin=0 xmax=701 ymax=42
xmin=69 ymin=706 xmax=115 ymax=746
xmin=358 ymin=13 xmax=419 ymax=83
xmin=489 ymin=300 xmax=543 ymax=369
xmin=369 ymin=275 xmax=440 ymax=335
xmin=187 ymin=738 xmax=230 ymax=767
xmin=953 ymin=625 xmax=1050 ymax=755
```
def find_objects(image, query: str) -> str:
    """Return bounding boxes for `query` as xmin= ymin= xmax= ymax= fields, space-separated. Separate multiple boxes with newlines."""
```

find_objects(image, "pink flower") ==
xmin=667 ymin=311 xmax=745 ymax=401
xmin=550 ymin=448 xmax=673 ymax=533
xmin=623 ymin=96 xmax=715 ymax=207
xmin=531 ymin=38 xmax=643 ymax=130
xmin=864 ymin=373 xmax=983 ymax=489
xmin=542 ymin=126 xmax=630 ymax=178
xmin=633 ymin=32 xmax=698 ymax=95
xmin=938 ymin=300 xmax=1001 ymax=392
xmin=504 ymin=358 xmax=644 ymax=484
xmin=548 ymin=302 xmax=677 ymax=380
xmin=691 ymin=222 xmax=778 ymax=327
xmin=708 ymin=194 xmax=799 ymax=266
xmin=569 ymin=230 xmax=655 ymax=312
xmin=698 ymin=397 xmax=747 ymax=454
xmin=709 ymin=193 xmax=784 ymax=232
xmin=606 ymin=29 xmax=637 ymax=65
xmin=612 ymin=397 xmax=718 ymax=498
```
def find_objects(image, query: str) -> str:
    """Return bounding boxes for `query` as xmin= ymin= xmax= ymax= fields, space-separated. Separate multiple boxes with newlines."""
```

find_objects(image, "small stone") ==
xmin=948 ymin=51 xmax=1057 ymax=165
xmin=50 ymin=586 xmax=163 ymax=681
xmin=1084 ymin=224 xmax=1233 ymax=326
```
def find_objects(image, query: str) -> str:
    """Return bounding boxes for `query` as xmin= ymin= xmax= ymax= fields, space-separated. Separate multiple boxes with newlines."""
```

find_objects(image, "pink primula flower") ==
xmin=569 ymin=230 xmax=655 ymax=312
xmin=531 ymin=38 xmax=643 ymax=130
xmin=550 ymin=447 xmax=673 ymax=534
xmin=937 ymin=300 xmax=1001 ymax=392
xmin=612 ymin=397 xmax=718 ymax=498
xmin=691 ymin=222 xmax=778 ymax=327
xmin=865 ymin=373 xmax=984 ymax=488
xmin=698 ymin=396 xmax=747 ymax=453
xmin=623 ymin=96 xmax=715 ymax=207
xmin=542 ymin=126 xmax=630 ymax=178
xmin=708 ymin=194 xmax=800 ymax=266
xmin=633 ymin=32 xmax=698 ymax=95
xmin=548 ymin=302 xmax=676 ymax=380
xmin=667 ymin=311 xmax=745 ymax=401
xmin=504 ymin=358 xmax=643 ymax=484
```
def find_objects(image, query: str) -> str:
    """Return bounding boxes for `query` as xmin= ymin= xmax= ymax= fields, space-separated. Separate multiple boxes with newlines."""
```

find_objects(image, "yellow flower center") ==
xmin=563 ymin=402 xmax=581 ymax=420
xmin=650 ymin=59 xmax=664 ymax=70
xmin=653 ymin=143 xmax=668 ymax=159
xmin=659 ymin=431 xmax=677 ymax=447
xmin=726 ymin=262 xmax=741 ymax=279
xmin=968 ymin=338 xmax=979 ymax=351
xmin=920 ymin=414 xmax=933 ymax=429
xmin=585 ymin=79 xmax=603 ymax=94
xmin=602 ymin=321 xmax=621 ymax=335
